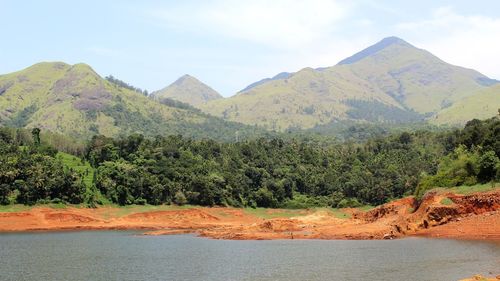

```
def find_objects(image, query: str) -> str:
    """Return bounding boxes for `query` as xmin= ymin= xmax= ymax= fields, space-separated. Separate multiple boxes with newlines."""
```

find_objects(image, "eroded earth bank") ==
xmin=0 ymin=189 xmax=499 ymax=241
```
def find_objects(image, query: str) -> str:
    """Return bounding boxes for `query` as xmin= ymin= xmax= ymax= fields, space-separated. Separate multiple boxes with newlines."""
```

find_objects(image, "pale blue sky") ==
xmin=2 ymin=0 xmax=500 ymax=96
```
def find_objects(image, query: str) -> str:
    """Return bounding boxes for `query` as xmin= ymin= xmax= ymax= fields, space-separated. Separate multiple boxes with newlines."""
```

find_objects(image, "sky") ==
xmin=1 ymin=0 xmax=500 ymax=97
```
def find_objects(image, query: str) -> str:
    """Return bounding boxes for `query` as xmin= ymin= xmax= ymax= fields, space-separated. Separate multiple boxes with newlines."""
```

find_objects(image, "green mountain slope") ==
xmin=201 ymin=37 xmax=497 ymax=131
xmin=431 ymin=84 xmax=500 ymax=125
xmin=152 ymin=74 xmax=222 ymax=106
xmin=202 ymin=66 xmax=416 ymax=131
xmin=0 ymin=62 xmax=266 ymax=140
xmin=342 ymin=37 xmax=494 ymax=114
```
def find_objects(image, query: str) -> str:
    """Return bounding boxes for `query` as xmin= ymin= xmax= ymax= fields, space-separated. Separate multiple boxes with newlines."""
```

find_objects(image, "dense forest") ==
xmin=0 ymin=117 xmax=499 ymax=207
xmin=0 ymin=128 xmax=86 ymax=205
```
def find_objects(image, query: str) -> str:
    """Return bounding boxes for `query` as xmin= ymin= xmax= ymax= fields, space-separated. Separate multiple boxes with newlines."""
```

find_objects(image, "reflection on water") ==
xmin=0 ymin=231 xmax=498 ymax=281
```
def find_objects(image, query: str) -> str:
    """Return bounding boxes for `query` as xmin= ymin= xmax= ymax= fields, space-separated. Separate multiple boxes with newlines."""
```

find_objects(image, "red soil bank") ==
xmin=0 ymin=189 xmax=499 ymax=241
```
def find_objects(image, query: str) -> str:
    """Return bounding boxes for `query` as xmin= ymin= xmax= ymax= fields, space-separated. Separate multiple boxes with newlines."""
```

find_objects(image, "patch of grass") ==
xmin=47 ymin=203 xmax=68 ymax=209
xmin=358 ymin=205 xmax=375 ymax=212
xmin=432 ymin=84 xmax=500 ymax=125
xmin=425 ymin=183 xmax=499 ymax=198
xmin=0 ymin=203 xmax=79 ymax=212
xmin=329 ymin=209 xmax=352 ymax=219
xmin=243 ymin=208 xmax=307 ymax=219
xmin=440 ymin=198 xmax=454 ymax=205
xmin=56 ymin=152 xmax=94 ymax=188
xmin=447 ymin=183 xmax=499 ymax=194
xmin=0 ymin=204 xmax=33 ymax=213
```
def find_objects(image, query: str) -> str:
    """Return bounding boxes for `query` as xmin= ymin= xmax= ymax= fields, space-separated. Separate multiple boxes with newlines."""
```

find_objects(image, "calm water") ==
xmin=0 ymin=231 xmax=499 ymax=281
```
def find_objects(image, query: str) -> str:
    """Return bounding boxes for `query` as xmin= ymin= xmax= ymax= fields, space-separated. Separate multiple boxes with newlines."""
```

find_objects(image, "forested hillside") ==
xmin=1 ymin=115 xmax=498 ymax=208
xmin=0 ymin=128 xmax=87 ymax=205
xmin=0 ymin=62 xmax=269 ymax=141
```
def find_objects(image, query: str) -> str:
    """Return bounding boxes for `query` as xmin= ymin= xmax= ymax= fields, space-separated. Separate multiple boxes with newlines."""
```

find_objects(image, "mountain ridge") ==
xmin=2 ymin=36 xmax=499 ymax=137
xmin=0 ymin=62 xmax=267 ymax=141
xmin=200 ymin=36 xmax=498 ymax=130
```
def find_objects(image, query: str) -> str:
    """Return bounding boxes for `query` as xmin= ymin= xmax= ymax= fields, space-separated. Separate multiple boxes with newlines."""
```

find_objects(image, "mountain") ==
xmin=0 ymin=62 xmax=266 ymax=140
xmin=337 ymin=36 xmax=496 ymax=114
xmin=431 ymin=84 xmax=500 ymax=125
xmin=200 ymin=37 xmax=497 ymax=131
xmin=152 ymin=74 xmax=222 ymax=106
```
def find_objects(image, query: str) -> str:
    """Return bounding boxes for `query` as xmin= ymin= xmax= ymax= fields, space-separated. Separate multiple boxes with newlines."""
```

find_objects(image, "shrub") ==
xmin=337 ymin=197 xmax=362 ymax=208
xmin=134 ymin=198 xmax=147 ymax=205
xmin=174 ymin=191 xmax=187 ymax=206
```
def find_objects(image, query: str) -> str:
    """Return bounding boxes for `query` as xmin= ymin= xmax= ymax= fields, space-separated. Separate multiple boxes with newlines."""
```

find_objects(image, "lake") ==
xmin=0 ymin=231 xmax=498 ymax=281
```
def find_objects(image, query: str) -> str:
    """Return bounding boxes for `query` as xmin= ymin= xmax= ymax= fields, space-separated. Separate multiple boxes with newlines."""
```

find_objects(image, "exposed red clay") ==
xmin=0 ymin=190 xmax=499 ymax=241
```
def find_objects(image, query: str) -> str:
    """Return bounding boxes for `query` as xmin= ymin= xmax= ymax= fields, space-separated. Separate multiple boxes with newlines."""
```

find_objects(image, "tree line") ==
xmin=0 ymin=116 xmax=498 ymax=207
xmin=105 ymin=75 xmax=149 ymax=96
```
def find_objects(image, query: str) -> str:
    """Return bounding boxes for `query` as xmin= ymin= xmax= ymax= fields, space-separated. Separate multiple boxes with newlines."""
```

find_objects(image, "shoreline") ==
xmin=1 ymin=189 xmax=499 ymax=241
xmin=2 ymin=227 xmax=499 ymax=243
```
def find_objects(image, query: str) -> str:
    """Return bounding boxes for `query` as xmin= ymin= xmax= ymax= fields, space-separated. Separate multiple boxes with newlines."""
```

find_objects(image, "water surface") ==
xmin=0 ymin=231 xmax=498 ymax=281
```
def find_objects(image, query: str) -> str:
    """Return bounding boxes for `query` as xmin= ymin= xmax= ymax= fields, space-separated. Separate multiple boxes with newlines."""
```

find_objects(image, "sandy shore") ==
xmin=0 ymin=189 xmax=499 ymax=241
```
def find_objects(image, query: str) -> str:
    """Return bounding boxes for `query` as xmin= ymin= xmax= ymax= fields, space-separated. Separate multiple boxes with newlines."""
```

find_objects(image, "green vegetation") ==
xmin=1 ymin=116 xmax=498 ymax=209
xmin=153 ymin=74 xmax=223 ymax=106
xmin=84 ymin=117 xmax=498 ymax=207
xmin=86 ymin=131 xmax=438 ymax=207
xmin=56 ymin=152 xmax=93 ymax=188
xmin=0 ymin=62 xmax=269 ymax=142
xmin=105 ymin=75 xmax=148 ymax=96
xmin=345 ymin=100 xmax=423 ymax=123
xmin=415 ymin=117 xmax=500 ymax=197
xmin=440 ymin=198 xmax=454 ymax=205
xmin=433 ymin=85 xmax=500 ymax=125
xmin=4 ymin=105 xmax=38 ymax=127
xmin=427 ymin=183 xmax=499 ymax=196
xmin=201 ymin=37 xmax=496 ymax=131
xmin=0 ymin=204 xmax=33 ymax=213
xmin=0 ymin=128 xmax=86 ymax=205
xmin=448 ymin=183 xmax=499 ymax=194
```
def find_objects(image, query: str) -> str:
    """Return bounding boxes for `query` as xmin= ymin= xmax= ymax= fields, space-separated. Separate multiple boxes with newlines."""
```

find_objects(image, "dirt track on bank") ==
xmin=0 ymin=189 xmax=499 ymax=240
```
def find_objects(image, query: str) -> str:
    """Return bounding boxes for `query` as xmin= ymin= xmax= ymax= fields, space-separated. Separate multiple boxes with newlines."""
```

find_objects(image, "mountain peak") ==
xmin=173 ymin=74 xmax=200 ymax=85
xmin=337 ymin=36 xmax=413 ymax=65
xmin=178 ymin=74 xmax=195 ymax=80
xmin=153 ymin=75 xmax=222 ymax=106
xmin=68 ymin=63 xmax=100 ymax=77
xmin=379 ymin=36 xmax=409 ymax=45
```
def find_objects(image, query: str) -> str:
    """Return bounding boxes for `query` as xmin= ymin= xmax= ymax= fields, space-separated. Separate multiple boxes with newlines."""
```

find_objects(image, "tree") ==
xmin=0 ymin=184 xmax=11 ymax=205
xmin=477 ymin=151 xmax=499 ymax=182
xmin=31 ymin=128 xmax=41 ymax=146
xmin=399 ymin=132 xmax=412 ymax=145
